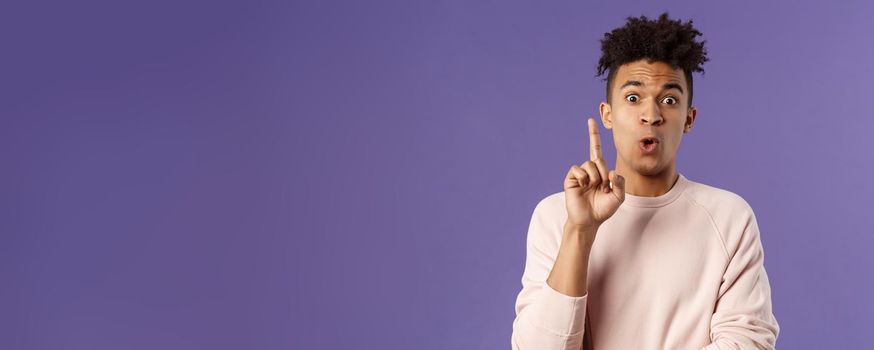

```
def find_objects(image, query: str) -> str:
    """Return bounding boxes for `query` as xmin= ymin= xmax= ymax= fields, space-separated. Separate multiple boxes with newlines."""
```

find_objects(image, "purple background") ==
xmin=2 ymin=0 xmax=871 ymax=349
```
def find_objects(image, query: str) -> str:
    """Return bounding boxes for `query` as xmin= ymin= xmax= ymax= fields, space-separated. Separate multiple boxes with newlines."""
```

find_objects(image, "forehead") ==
xmin=614 ymin=59 xmax=686 ymax=89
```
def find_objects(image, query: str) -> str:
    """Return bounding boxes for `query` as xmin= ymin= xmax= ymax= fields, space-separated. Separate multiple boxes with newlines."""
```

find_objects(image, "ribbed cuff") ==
xmin=529 ymin=283 xmax=588 ymax=336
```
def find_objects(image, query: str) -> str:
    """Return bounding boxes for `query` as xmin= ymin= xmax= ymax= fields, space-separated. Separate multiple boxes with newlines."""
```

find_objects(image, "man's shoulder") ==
xmin=682 ymin=177 xmax=755 ymax=217
xmin=681 ymin=177 xmax=760 ymax=250
xmin=539 ymin=190 xmax=566 ymax=205
xmin=533 ymin=191 xmax=567 ymax=218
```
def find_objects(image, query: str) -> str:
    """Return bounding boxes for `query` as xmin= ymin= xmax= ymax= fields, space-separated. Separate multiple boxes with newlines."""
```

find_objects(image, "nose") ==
xmin=639 ymin=99 xmax=664 ymax=126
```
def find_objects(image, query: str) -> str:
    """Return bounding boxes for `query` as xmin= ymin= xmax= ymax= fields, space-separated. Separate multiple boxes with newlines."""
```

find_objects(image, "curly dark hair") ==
xmin=597 ymin=12 xmax=709 ymax=107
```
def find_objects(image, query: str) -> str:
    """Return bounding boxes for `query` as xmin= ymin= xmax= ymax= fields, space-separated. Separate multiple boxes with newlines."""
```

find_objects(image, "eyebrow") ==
xmin=619 ymin=80 xmax=684 ymax=94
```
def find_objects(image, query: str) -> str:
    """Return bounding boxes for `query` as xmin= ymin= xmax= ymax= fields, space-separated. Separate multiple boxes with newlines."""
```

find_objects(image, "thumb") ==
xmin=609 ymin=170 xmax=625 ymax=202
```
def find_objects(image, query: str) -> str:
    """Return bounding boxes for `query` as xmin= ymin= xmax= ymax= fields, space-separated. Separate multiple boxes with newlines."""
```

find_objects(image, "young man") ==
xmin=511 ymin=13 xmax=779 ymax=349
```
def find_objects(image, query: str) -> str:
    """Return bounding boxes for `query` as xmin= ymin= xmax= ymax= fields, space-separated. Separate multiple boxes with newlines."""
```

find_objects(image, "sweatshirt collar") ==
xmin=621 ymin=172 xmax=688 ymax=208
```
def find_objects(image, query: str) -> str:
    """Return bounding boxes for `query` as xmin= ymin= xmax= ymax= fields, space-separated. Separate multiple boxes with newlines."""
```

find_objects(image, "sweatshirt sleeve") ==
xmin=511 ymin=195 xmax=587 ymax=350
xmin=701 ymin=211 xmax=780 ymax=349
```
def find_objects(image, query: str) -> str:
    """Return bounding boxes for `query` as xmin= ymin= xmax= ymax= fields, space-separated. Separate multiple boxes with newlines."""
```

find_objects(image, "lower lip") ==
xmin=640 ymin=141 xmax=658 ymax=154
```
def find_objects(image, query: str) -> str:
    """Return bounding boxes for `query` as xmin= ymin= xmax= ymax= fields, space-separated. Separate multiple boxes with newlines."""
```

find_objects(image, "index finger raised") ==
xmin=588 ymin=117 xmax=603 ymax=161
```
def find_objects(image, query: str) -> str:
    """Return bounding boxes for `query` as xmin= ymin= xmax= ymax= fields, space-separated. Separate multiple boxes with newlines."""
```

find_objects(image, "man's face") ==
xmin=599 ymin=59 xmax=697 ymax=177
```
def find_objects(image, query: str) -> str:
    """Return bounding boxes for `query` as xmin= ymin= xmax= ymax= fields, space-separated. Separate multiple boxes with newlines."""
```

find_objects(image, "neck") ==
xmin=615 ymin=160 xmax=680 ymax=197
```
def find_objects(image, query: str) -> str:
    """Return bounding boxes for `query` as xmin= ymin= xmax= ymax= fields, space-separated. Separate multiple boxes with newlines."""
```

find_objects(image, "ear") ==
xmin=683 ymin=106 xmax=697 ymax=133
xmin=599 ymin=101 xmax=613 ymax=129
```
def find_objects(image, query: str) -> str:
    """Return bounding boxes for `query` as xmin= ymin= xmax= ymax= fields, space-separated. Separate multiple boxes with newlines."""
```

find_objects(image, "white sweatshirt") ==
xmin=511 ymin=173 xmax=779 ymax=349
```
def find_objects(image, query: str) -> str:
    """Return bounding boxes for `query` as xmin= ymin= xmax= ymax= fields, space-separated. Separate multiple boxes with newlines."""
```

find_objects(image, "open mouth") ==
xmin=639 ymin=137 xmax=659 ymax=153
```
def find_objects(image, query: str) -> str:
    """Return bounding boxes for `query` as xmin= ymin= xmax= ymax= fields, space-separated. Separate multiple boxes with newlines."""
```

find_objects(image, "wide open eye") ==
xmin=625 ymin=94 xmax=639 ymax=103
xmin=661 ymin=96 xmax=678 ymax=105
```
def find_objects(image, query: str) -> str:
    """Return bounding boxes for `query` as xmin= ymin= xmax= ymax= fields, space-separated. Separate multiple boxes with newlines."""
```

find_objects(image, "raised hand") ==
xmin=563 ymin=117 xmax=626 ymax=231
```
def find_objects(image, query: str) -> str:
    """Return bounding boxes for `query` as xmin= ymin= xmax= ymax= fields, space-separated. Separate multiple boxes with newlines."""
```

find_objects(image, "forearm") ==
xmin=546 ymin=221 xmax=596 ymax=297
